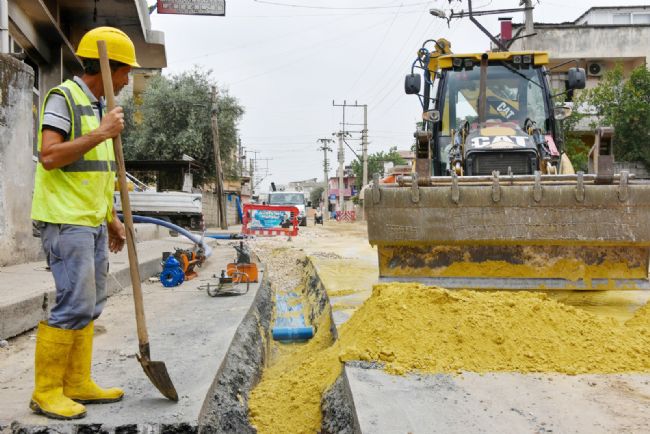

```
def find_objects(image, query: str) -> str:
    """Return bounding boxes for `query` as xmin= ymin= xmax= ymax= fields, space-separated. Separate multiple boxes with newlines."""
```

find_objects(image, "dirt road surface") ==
xmin=3 ymin=221 xmax=650 ymax=433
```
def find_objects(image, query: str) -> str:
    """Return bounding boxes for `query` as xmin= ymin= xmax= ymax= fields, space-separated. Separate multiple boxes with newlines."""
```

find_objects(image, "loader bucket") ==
xmin=366 ymin=172 xmax=650 ymax=290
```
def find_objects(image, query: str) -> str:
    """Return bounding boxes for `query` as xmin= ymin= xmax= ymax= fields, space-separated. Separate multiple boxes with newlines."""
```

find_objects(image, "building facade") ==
xmin=508 ymin=6 xmax=649 ymax=94
xmin=506 ymin=5 xmax=650 ymax=165
xmin=0 ymin=0 xmax=166 ymax=265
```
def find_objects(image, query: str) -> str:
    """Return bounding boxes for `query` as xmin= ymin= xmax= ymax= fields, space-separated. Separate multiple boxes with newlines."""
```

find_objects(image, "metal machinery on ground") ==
xmin=365 ymin=2 xmax=650 ymax=290
xmin=159 ymin=247 xmax=206 ymax=287
xmin=203 ymin=242 xmax=258 ymax=297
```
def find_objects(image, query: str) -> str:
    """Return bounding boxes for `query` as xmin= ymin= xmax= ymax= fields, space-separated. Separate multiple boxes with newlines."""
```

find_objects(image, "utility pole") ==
xmin=521 ymin=0 xmax=534 ymax=50
xmin=210 ymin=86 xmax=228 ymax=229
xmin=317 ymin=138 xmax=334 ymax=219
xmin=247 ymin=150 xmax=261 ymax=199
xmin=238 ymin=138 xmax=243 ymax=178
xmin=361 ymin=104 xmax=368 ymax=188
xmin=249 ymin=156 xmax=254 ymax=199
xmin=334 ymin=131 xmax=346 ymax=212
xmin=333 ymin=100 xmax=369 ymax=198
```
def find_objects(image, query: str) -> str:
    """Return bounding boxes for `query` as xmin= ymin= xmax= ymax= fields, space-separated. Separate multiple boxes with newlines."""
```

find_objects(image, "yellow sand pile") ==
xmin=249 ymin=282 xmax=650 ymax=434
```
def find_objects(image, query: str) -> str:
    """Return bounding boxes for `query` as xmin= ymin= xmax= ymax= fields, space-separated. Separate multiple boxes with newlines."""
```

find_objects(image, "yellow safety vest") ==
xmin=31 ymin=80 xmax=116 ymax=226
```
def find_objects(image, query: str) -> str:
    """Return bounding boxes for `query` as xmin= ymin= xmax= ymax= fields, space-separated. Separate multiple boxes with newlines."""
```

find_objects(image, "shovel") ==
xmin=97 ymin=40 xmax=178 ymax=402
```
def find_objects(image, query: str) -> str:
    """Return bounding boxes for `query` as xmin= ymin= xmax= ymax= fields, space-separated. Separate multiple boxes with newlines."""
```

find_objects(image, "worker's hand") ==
xmin=108 ymin=218 xmax=126 ymax=253
xmin=97 ymin=106 xmax=125 ymax=140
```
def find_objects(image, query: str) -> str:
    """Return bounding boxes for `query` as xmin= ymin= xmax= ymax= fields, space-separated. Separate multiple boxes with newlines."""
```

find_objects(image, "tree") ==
xmin=565 ymin=64 xmax=650 ymax=170
xmin=309 ymin=186 xmax=324 ymax=207
xmin=122 ymin=67 xmax=245 ymax=183
xmin=559 ymin=95 xmax=589 ymax=172
xmin=350 ymin=146 xmax=406 ymax=191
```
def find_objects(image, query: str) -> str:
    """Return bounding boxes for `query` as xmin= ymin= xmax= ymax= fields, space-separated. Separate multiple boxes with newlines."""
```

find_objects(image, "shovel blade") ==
xmin=136 ymin=354 xmax=179 ymax=401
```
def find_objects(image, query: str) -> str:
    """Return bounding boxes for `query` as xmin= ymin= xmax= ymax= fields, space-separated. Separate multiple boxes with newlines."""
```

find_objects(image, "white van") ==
xmin=267 ymin=191 xmax=307 ymax=226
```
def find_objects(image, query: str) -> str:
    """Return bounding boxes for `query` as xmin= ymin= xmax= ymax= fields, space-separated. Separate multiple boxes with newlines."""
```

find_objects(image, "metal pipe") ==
xmin=468 ymin=0 xmax=508 ymax=52
xmin=478 ymin=53 xmax=488 ymax=126
xmin=0 ymin=0 xmax=9 ymax=54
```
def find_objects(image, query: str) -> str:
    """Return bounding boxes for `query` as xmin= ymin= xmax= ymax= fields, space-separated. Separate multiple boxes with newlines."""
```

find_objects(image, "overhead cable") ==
xmin=252 ymin=0 xmax=430 ymax=10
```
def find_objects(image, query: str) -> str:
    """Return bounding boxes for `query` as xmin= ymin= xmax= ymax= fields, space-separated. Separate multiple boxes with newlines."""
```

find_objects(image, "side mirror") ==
xmin=567 ymin=67 xmax=586 ymax=90
xmin=554 ymin=105 xmax=573 ymax=120
xmin=422 ymin=110 xmax=440 ymax=122
xmin=405 ymin=73 xmax=421 ymax=94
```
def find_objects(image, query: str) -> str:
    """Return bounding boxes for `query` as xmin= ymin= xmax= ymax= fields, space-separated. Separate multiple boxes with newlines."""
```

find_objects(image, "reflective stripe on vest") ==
xmin=35 ymin=152 xmax=117 ymax=172
xmin=31 ymin=79 xmax=116 ymax=227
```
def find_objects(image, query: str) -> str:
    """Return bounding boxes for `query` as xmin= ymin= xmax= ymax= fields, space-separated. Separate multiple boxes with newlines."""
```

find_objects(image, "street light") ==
xmin=429 ymin=8 xmax=446 ymax=18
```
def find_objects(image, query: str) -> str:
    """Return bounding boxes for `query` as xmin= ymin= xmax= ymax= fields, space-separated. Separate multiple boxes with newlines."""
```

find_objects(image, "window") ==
xmin=440 ymin=64 xmax=549 ymax=135
xmin=613 ymin=13 xmax=631 ymax=24
xmin=268 ymin=193 xmax=304 ymax=205
xmin=633 ymin=13 xmax=650 ymax=24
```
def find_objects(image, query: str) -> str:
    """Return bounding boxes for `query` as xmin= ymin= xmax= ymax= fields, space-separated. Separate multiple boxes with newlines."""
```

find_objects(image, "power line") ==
xmin=366 ymin=18 xmax=438 ymax=110
xmin=253 ymin=0 xmax=431 ymax=11
xmin=229 ymin=16 xmax=396 ymax=84
xmin=344 ymin=3 xmax=404 ymax=93
xmin=169 ymin=15 xmax=342 ymax=66
xmin=227 ymin=10 xmax=425 ymax=18
xmin=353 ymin=5 xmax=431 ymax=99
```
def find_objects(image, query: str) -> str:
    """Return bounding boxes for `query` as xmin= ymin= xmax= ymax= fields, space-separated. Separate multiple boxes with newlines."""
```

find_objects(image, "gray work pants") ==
xmin=40 ymin=223 xmax=109 ymax=330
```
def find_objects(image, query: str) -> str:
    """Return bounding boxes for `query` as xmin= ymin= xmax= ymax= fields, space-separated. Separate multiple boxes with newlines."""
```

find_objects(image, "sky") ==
xmin=149 ymin=0 xmax=647 ymax=193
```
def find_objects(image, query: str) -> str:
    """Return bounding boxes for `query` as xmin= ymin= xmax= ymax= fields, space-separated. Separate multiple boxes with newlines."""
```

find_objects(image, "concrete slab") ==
xmin=0 ymin=238 xmax=263 ymax=431
xmin=346 ymin=366 xmax=650 ymax=434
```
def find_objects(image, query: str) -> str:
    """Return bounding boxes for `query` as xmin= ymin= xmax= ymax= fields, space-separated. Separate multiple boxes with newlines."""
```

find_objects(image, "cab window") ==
xmin=440 ymin=64 xmax=549 ymax=135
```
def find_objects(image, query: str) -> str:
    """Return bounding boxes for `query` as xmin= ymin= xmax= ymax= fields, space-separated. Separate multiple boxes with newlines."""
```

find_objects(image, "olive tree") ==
xmin=122 ymin=67 xmax=244 ymax=183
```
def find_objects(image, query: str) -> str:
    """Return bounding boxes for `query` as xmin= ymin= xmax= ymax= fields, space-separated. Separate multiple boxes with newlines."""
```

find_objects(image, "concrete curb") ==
xmin=305 ymin=257 xmax=361 ymax=434
xmin=198 ymin=259 xmax=271 ymax=433
xmin=304 ymin=257 xmax=338 ymax=340
xmin=0 ymin=257 xmax=162 ymax=340
xmin=0 ymin=223 xmax=167 ymax=340
xmin=322 ymin=369 xmax=362 ymax=434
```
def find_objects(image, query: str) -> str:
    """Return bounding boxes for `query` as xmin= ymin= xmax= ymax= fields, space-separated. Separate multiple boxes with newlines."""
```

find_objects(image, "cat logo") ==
xmin=495 ymin=101 xmax=516 ymax=120
xmin=471 ymin=135 xmax=528 ymax=149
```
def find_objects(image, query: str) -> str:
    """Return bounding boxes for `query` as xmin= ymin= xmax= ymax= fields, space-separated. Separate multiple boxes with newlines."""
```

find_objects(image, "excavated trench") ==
xmin=198 ymin=251 xmax=356 ymax=433
xmin=236 ymin=246 xmax=650 ymax=434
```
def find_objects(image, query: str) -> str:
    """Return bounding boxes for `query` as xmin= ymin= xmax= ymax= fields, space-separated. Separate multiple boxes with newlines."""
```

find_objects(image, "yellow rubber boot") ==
xmin=63 ymin=321 xmax=124 ymax=404
xmin=30 ymin=322 xmax=87 ymax=420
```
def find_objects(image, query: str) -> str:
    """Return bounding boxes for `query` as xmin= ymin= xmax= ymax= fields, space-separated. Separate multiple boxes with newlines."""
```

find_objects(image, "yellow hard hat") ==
xmin=76 ymin=27 xmax=140 ymax=67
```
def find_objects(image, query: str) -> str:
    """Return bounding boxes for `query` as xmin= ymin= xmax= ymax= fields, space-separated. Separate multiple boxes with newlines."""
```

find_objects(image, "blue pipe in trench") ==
xmin=272 ymin=291 xmax=314 ymax=342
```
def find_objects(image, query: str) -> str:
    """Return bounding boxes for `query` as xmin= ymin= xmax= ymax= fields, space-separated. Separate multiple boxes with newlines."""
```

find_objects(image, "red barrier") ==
xmin=242 ymin=204 xmax=299 ymax=237
xmin=335 ymin=211 xmax=356 ymax=222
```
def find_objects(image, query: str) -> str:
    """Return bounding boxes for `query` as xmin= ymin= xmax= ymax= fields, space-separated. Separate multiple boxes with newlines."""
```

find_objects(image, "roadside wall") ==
xmin=202 ymin=191 xmax=241 ymax=228
xmin=0 ymin=55 xmax=42 ymax=266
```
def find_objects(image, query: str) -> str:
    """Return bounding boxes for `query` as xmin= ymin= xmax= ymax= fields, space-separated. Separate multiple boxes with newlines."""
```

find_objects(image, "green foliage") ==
xmin=122 ymin=67 xmax=244 ymax=183
xmin=350 ymin=146 xmax=406 ymax=191
xmin=309 ymin=186 xmax=324 ymax=207
xmin=566 ymin=64 xmax=650 ymax=169
xmin=557 ymin=92 xmax=589 ymax=172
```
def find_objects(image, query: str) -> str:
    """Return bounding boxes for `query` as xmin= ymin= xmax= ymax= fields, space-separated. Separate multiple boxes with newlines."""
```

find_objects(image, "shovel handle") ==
xmin=97 ymin=41 xmax=149 ymax=349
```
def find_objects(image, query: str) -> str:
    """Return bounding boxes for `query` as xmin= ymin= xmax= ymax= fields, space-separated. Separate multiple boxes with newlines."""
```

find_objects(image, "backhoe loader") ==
xmin=365 ymin=23 xmax=650 ymax=290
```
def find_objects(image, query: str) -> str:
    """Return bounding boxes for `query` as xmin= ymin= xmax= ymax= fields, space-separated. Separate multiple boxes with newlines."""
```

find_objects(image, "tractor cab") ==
xmin=406 ymin=49 xmax=585 ymax=177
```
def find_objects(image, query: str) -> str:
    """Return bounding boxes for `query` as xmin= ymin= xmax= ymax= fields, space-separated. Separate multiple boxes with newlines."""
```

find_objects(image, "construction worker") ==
xmin=29 ymin=27 xmax=139 ymax=420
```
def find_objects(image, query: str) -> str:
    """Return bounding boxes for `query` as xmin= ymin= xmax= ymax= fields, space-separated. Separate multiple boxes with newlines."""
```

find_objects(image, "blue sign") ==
xmin=249 ymin=209 xmax=290 ymax=229
xmin=329 ymin=194 xmax=336 ymax=200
